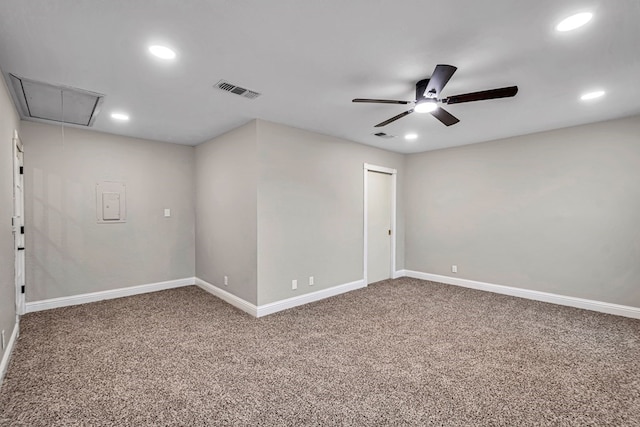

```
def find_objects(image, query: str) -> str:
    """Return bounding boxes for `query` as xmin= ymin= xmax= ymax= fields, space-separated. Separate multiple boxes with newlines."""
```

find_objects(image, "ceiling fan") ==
xmin=353 ymin=64 xmax=518 ymax=127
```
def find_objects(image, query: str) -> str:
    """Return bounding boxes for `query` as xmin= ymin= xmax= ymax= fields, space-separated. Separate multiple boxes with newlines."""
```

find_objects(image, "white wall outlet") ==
xmin=292 ymin=279 xmax=298 ymax=290
xmin=452 ymin=265 xmax=458 ymax=273
xmin=309 ymin=276 xmax=314 ymax=286
xmin=1 ymin=330 xmax=5 ymax=350
xmin=164 ymin=208 xmax=171 ymax=217
xmin=224 ymin=275 xmax=228 ymax=286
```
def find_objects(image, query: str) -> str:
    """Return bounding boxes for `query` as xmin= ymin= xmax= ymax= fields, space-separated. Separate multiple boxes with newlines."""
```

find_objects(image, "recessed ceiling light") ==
xmin=404 ymin=133 xmax=418 ymax=140
xmin=414 ymin=99 xmax=438 ymax=113
xmin=556 ymin=12 xmax=593 ymax=32
xmin=148 ymin=45 xmax=176 ymax=60
xmin=580 ymin=90 xmax=605 ymax=101
xmin=111 ymin=112 xmax=130 ymax=121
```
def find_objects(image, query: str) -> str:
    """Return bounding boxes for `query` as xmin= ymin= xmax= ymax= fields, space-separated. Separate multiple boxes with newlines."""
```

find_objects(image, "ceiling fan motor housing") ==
xmin=416 ymin=79 xmax=431 ymax=100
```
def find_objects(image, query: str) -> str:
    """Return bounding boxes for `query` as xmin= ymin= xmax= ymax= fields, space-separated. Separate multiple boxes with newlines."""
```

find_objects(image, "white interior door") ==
xmin=12 ymin=131 xmax=25 ymax=315
xmin=366 ymin=170 xmax=392 ymax=284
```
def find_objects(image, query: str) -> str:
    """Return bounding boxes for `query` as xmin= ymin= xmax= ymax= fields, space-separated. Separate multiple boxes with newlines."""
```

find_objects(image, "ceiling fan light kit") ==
xmin=353 ymin=64 xmax=518 ymax=128
xmin=414 ymin=99 xmax=438 ymax=113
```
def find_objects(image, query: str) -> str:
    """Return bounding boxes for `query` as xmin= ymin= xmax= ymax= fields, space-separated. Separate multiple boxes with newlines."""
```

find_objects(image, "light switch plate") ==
xmin=164 ymin=208 xmax=171 ymax=217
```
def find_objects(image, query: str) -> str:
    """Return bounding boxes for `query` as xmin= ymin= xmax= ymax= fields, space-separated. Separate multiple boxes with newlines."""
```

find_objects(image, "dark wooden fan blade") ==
xmin=444 ymin=86 xmax=518 ymax=105
xmin=374 ymin=109 xmax=414 ymax=127
xmin=430 ymin=107 xmax=460 ymax=126
xmin=424 ymin=64 xmax=457 ymax=98
xmin=352 ymin=98 xmax=412 ymax=104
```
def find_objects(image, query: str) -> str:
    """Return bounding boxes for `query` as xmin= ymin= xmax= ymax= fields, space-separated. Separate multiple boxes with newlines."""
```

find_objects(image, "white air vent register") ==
xmin=214 ymin=80 xmax=261 ymax=99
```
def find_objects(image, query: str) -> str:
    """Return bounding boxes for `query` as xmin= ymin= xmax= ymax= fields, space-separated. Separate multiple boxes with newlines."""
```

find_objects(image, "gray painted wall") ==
xmin=256 ymin=120 xmax=405 ymax=305
xmin=195 ymin=121 xmax=258 ymax=304
xmin=0 ymin=74 xmax=19 ymax=364
xmin=22 ymin=121 xmax=195 ymax=301
xmin=7 ymin=100 xmax=638 ymax=320
xmin=405 ymin=115 xmax=640 ymax=307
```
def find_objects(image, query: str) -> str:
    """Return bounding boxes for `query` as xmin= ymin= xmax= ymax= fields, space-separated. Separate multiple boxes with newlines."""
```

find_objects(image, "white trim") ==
xmin=194 ymin=278 xmax=258 ymax=317
xmin=0 ymin=321 xmax=19 ymax=387
xmin=363 ymin=163 xmax=397 ymax=285
xmin=25 ymin=277 xmax=195 ymax=313
xmin=194 ymin=278 xmax=366 ymax=318
xmin=404 ymin=270 xmax=640 ymax=319
xmin=13 ymin=130 xmax=25 ymax=315
xmin=392 ymin=269 xmax=407 ymax=279
xmin=390 ymin=173 xmax=397 ymax=275
xmin=13 ymin=129 xmax=22 ymax=150
xmin=257 ymin=279 xmax=366 ymax=317
xmin=363 ymin=167 xmax=368 ymax=284
xmin=364 ymin=162 xmax=396 ymax=175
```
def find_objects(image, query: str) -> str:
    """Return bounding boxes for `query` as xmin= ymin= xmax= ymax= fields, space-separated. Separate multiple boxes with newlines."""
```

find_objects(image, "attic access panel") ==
xmin=8 ymin=74 xmax=104 ymax=126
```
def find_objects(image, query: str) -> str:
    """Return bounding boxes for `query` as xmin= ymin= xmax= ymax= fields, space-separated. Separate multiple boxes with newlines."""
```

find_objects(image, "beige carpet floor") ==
xmin=0 ymin=278 xmax=639 ymax=426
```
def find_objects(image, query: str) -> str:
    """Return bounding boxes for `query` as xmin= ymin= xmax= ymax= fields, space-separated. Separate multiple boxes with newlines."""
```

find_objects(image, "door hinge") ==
xmin=19 ymin=166 xmax=23 ymax=175
xmin=21 ymin=285 xmax=25 ymax=294
xmin=388 ymin=229 xmax=392 ymax=236
xmin=21 ymin=226 xmax=24 ymax=234
xmin=18 ymin=247 xmax=25 ymax=251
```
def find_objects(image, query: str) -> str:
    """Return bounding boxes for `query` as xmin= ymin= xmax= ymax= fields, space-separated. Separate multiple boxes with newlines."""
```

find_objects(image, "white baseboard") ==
xmin=0 ymin=320 xmax=20 ymax=387
xmin=195 ymin=277 xmax=366 ymax=318
xmin=393 ymin=269 xmax=407 ymax=279
xmin=194 ymin=278 xmax=258 ymax=317
xmin=25 ymin=277 xmax=195 ymax=313
xmin=256 ymin=279 xmax=366 ymax=317
xmin=402 ymin=270 xmax=640 ymax=319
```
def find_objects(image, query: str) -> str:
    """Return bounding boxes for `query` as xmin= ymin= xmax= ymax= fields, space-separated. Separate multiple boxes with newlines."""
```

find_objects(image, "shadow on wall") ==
xmin=29 ymin=167 xmax=84 ymax=299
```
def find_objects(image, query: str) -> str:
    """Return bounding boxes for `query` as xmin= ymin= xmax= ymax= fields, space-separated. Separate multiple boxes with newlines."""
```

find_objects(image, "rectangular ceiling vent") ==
xmin=373 ymin=132 xmax=395 ymax=139
xmin=214 ymin=80 xmax=261 ymax=100
xmin=8 ymin=74 xmax=104 ymax=126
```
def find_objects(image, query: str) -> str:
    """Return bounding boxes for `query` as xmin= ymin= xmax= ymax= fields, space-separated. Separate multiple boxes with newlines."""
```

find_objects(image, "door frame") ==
xmin=12 ymin=130 xmax=25 ymax=315
xmin=363 ymin=163 xmax=397 ymax=285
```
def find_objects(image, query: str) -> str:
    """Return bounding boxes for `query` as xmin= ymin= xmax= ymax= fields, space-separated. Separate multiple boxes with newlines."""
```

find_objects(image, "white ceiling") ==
xmin=0 ymin=0 xmax=638 ymax=154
